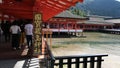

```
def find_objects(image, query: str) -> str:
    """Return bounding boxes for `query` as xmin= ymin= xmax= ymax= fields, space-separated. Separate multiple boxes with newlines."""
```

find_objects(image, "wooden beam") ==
xmin=0 ymin=4 xmax=32 ymax=12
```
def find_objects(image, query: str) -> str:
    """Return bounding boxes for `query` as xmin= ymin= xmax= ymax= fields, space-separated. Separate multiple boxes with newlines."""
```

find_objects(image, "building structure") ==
xmin=105 ymin=18 xmax=120 ymax=29
xmin=43 ymin=10 xmax=88 ymax=34
xmin=78 ymin=15 xmax=114 ymax=31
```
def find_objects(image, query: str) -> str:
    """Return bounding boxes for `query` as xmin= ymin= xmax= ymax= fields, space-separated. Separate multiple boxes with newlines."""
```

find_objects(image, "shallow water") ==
xmin=52 ymin=32 xmax=120 ymax=55
xmin=51 ymin=32 xmax=120 ymax=68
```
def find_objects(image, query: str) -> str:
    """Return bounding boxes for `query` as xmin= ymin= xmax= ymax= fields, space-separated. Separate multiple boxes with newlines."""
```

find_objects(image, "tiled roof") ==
xmin=55 ymin=10 xmax=86 ymax=19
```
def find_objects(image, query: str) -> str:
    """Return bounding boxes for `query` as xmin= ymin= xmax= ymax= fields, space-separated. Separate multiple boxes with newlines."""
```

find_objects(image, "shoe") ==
xmin=18 ymin=47 xmax=21 ymax=49
xmin=25 ymin=46 xmax=28 ymax=49
xmin=17 ymin=48 xmax=21 ymax=50
xmin=13 ymin=48 xmax=16 ymax=50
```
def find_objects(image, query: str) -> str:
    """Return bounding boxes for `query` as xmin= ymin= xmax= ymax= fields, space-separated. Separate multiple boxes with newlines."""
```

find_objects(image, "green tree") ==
xmin=69 ymin=7 xmax=86 ymax=17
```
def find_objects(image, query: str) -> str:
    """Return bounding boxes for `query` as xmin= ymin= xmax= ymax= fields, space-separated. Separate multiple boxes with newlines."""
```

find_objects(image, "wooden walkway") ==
xmin=0 ymin=37 xmax=47 ymax=68
xmin=100 ymin=29 xmax=120 ymax=35
xmin=0 ymin=36 xmax=33 ymax=60
xmin=43 ymin=29 xmax=83 ymax=32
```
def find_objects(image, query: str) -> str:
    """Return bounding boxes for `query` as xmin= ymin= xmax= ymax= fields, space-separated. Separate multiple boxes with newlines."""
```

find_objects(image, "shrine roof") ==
xmin=55 ymin=10 xmax=87 ymax=19
xmin=0 ymin=0 xmax=83 ymax=21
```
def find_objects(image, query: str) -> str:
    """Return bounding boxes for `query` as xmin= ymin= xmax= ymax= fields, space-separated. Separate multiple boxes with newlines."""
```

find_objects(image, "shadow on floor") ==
xmin=0 ymin=35 xmax=40 ymax=68
xmin=0 ymin=58 xmax=40 ymax=68
xmin=0 ymin=34 xmax=34 ymax=60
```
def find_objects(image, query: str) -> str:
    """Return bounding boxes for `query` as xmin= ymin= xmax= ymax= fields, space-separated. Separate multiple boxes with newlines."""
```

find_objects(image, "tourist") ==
xmin=24 ymin=20 xmax=33 ymax=48
xmin=1 ymin=21 xmax=5 ymax=42
xmin=4 ymin=21 xmax=11 ymax=42
xmin=10 ymin=20 xmax=21 ymax=50
xmin=1 ymin=20 xmax=11 ymax=42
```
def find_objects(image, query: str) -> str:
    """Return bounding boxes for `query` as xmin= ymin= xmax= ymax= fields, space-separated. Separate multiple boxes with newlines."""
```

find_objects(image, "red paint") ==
xmin=0 ymin=0 xmax=83 ymax=21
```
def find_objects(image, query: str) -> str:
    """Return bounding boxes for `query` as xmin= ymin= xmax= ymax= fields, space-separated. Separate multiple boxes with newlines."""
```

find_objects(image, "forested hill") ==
xmin=73 ymin=0 xmax=120 ymax=18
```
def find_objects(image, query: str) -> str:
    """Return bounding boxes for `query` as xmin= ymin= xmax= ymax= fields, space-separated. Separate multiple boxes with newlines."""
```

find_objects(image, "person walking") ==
xmin=1 ymin=21 xmax=6 ymax=42
xmin=1 ymin=20 xmax=11 ymax=42
xmin=24 ymin=20 xmax=33 ymax=48
xmin=4 ymin=21 xmax=11 ymax=42
xmin=10 ymin=20 xmax=21 ymax=50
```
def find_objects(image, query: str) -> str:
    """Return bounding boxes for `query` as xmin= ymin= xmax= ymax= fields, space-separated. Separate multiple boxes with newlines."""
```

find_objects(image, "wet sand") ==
xmin=50 ymin=32 xmax=120 ymax=68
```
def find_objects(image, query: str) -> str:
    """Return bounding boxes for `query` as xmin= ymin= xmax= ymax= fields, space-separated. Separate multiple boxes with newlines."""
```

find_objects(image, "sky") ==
xmin=115 ymin=0 xmax=120 ymax=2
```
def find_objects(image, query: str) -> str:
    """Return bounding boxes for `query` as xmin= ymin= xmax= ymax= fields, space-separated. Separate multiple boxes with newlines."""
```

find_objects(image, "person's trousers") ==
xmin=4 ymin=33 xmax=10 ymax=42
xmin=11 ymin=34 xmax=20 ymax=48
xmin=26 ymin=35 xmax=32 ymax=47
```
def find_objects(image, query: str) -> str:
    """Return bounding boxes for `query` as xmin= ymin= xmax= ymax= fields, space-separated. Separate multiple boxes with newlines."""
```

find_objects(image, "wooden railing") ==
xmin=42 ymin=41 xmax=55 ymax=68
xmin=41 ymin=40 xmax=108 ymax=68
xmin=51 ymin=54 xmax=108 ymax=68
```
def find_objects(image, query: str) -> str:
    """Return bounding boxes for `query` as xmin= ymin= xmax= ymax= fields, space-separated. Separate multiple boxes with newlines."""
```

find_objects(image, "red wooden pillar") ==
xmin=64 ymin=22 xmax=67 ymax=29
xmin=74 ymin=22 xmax=77 ymax=35
xmin=75 ymin=22 xmax=77 ymax=29
xmin=81 ymin=23 xmax=85 ymax=36
xmin=57 ymin=22 xmax=60 ymax=29
xmin=58 ymin=22 xmax=60 ymax=34
xmin=72 ymin=22 xmax=74 ymax=29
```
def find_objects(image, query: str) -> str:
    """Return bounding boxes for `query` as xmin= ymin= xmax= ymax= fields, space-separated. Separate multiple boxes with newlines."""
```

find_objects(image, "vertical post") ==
xmin=68 ymin=58 xmax=72 ymax=68
xmin=97 ymin=57 xmax=102 ymax=68
xmin=75 ymin=58 xmax=80 ymax=68
xmin=57 ymin=22 xmax=59 ymax=29
xmin=51 ymin=59 xmax=55 ymax=68
xmin=59 ymin=59 xmax=63 ymax=68
xmin=83 ymin=57 xmax=87 ymax=68
xmin=75 ymin=22 xmax=77 ymax=36
xmin=50 ymin=31 xmax=52 ymax=49
xmin=46 ymin=30 xmax=48 ymax=42
xmin=90 ymin=57 xmax=95 ymax=68
xmin=58 ymin=22 xmax=60 ymax=35
xmin=33 ymin=13 xmax=42 ymax=56
xmin=42 ymin=30 xmax=44 ymax=38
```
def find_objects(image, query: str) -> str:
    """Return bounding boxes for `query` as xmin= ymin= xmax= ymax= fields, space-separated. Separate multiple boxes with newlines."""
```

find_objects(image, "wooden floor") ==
xmin=0 ymin=35 xmax=33 ymax=60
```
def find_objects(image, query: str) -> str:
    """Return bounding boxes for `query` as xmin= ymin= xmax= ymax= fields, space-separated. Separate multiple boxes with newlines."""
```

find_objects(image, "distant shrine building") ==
xmin=105 ymin=18 xmax=120 ymax=29
xmin=82 ymin=15 xmax=114 ymax=31
xmin=1 ymin=11 xmax=120 ymax=35
xmin=42 ymin=11 xmax=117 ymax=34
xmin=43 ymin=10 xmax=88 ymax=36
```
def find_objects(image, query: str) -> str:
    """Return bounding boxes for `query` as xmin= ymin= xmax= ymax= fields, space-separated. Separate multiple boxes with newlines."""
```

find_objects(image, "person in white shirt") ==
xmin=24 ymin=20 xmax=33 ymax=48
xmin=10 ymin=20 xmax=21 ymax=50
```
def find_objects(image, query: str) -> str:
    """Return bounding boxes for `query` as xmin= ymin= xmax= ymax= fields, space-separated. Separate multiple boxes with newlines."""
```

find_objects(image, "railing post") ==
xmin=75 ymin=58 xmax=80 ymax=68
xmin=68 ymin=58 xmax=72 ymax=68
xmin=90 ymin=57 xmax=95 ymax=68
xmin=54 ymin=55 xmax=108 ymax=68
xmin=97 ymin=56 xmax=102 ymax=68
xmin=50 ymin=59 xmax=55 ymax=68
xmin=44 ymin=41 xmax=55 ymax=68
xmin=83 ymin=57 xmax=87 ymax=68
xmin=59 ymin=59 xmax=63 ymax=68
